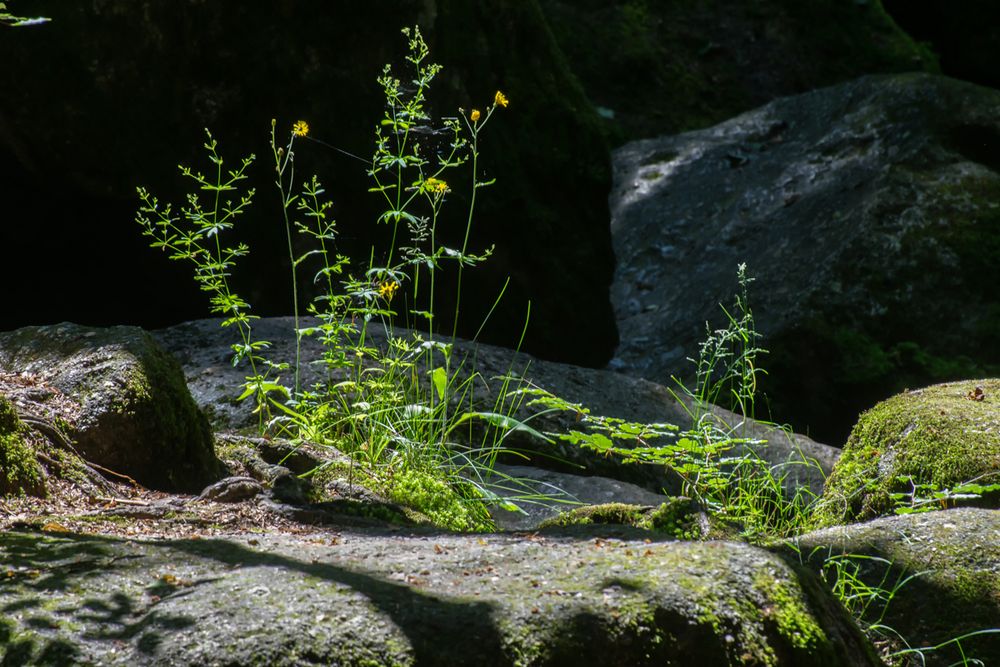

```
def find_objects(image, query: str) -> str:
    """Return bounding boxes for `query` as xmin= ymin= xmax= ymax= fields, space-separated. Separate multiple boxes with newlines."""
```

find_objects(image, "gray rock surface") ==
xmin=0 ymin=323 xmax=223 ymax=493
xmin=789 ymin=508 xmax=1000 ymax=666
xmin=609 ymin=73 xmax=1000 ymax=443
xmin=0 ymin=528 xmax=879 ymax=666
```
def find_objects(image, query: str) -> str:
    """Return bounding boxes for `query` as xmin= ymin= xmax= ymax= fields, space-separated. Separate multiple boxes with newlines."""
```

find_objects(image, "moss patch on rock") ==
xmin=811 ymin=380 xmax=1000 ymax=527
xmin=0 ymin=324 xmax=223 ymax=493
xmin=215 ymin=433 xmax=492 ymax=532
xmin=0 ymin=396 xmax=44 ymax=498
xmin=537 ymin=499 xmax=741 ymax=540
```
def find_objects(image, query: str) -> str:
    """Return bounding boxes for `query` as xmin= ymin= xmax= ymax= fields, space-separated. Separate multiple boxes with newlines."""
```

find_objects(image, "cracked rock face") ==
xmin=609 ymin=73 xmax=1000 ymax=443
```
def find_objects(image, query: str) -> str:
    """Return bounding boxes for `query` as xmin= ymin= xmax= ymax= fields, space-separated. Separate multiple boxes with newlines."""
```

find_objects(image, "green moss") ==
xmin=753 ymin=571 xmax=828 ymax=651
xmin=0 ymin=395 xmax=44 ymax=498
xmin=811 ymin=379 xmax=1000 ymax=527
xmin=381 ymin=467 xmax=495 ymax=533
xmin=538 ymin=500 xmax=706 ymax=539
xmin=128 ymin=335 xmax=221 ymax=491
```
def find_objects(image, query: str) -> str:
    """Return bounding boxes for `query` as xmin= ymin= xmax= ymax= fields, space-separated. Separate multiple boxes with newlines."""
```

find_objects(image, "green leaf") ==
xmin=236 ymin=384 xmax=258 ymax=402
xmin=448 ymin=411 xmax=553 ymax=443
xmin=431 ymin=367 xmax=448 ymax=402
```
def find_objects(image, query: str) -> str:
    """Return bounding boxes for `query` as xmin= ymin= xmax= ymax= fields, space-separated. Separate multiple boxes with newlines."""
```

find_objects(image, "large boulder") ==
xmin=0 ymin=528 xmax=880 ymax=665
xmin=0 ymin=0 xmax=616 ymax=367
xmin=788 ymin=508 xmax=1000 ymax=666
xmin=538 ymin=0 xmax=937 ymax=143
xmin=609 ymin=73 xmax=1000 ymax=444
xmin=0 ymin=323 xmax=223 ymax=493
xmin=810 ymin=379 xmax=1000 ymax=528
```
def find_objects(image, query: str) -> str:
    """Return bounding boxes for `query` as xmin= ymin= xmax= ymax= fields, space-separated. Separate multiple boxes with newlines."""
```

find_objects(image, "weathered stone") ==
xmin=0 ymin=0 xmax=617 ymax=367
xmin=0 ymin=323 xmax=223 ymax=493
xmin=539 ymin=0 xmax=937 ymax=143
xmin=811 ymin=379 xmax=1000 ymax=527
xmin=609 ymin=73 xmax=1000 ymax=444
xmin=199 ymin=476 xmax=264 ymax=503
xmin=787 ymin=508 xmax=1000 ymax=666
xmin=0 ymin=528 xmax=880 ymax=665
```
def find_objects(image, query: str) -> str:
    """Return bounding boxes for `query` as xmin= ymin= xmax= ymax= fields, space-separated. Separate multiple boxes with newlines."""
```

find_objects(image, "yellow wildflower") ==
xmin=378 ymin=280 xmax=399 ymax=301
xmin=470 ymin=109 xmax=481 ymax=122
xmin=422 ymin=177 xmax=449 ymax=194
xmin=494 ymin=91 xmax=509 ymax=108
xmin=292 ymin=120 xmax=310 ymax=137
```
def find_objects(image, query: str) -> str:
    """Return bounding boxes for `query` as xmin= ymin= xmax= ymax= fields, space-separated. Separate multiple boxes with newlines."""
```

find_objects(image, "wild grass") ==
xmin=137 ymin=27 xmax=545 ymax=531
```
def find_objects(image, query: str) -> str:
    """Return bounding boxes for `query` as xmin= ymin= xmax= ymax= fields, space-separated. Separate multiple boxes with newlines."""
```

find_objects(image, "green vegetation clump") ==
xmin=539 ymin=499 xmax=706 ymax=540
xmin=0 ymin=395 xmax=44 ymax=497
xmin=380 ymin=467 xmax=493 ymax=532
xmin=810 ymin=379 xmax=1000 ymax=527
xmin=137 ymin=27 xmax=527 ymax=531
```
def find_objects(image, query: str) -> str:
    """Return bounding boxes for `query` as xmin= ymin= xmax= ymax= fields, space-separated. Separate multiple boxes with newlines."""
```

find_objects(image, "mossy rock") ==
xmin=0 ymin=530 xmax=882 ymax=665
xmin=810 ymin=379 xmax=1000 ymax=527
xmin=790 ymin=508 xmax=1000 ymax=665
xmin=215 ymin=432 xmax=488 ymax=532
xmin=0 ymin=324 xmax=224 ymax=493
xmin=0 ymin=396 xmax=44 ymax=498
xmin=538 ymin=499 xmax=739 ymax=541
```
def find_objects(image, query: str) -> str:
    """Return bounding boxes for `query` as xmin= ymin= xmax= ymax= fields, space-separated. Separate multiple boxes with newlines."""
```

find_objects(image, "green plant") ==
xmin=137 ymin=27 xmax=547 ymax=531
xmin=795 ymin=546 xmax=999 ymax=667
xmin=0 ymin=2 xmax=48 ymax=26
xmin=889 ymin=474 xmax=1000 ymax=515
xmin=525 ymin=265 xmax=822 ymax=540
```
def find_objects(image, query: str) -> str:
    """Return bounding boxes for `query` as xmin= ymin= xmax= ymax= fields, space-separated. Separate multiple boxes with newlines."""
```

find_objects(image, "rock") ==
xmin=154 ymin=317 xmax=840 ymax=498
xmin=199 ymin=476 xmax=264 ymax=503
xmin=609 ymin=73 xmax=1000 ymax=444
xmin=0 ymin=0 xmax=617 ymax=367
xmin=0 ymin=323 xmax=223 ymax=493
xmin=538 ymin=0 xmax=937 ymax=143
xmin=0 ymin=528 xmax=880 ymax=665
xmin=810 ymin=379 xmax=1000 ymax=527
xmin=787 ymin=508 xmax=1000 ymax=666
xmin=536 ymin=499 xmax=735 ymax=542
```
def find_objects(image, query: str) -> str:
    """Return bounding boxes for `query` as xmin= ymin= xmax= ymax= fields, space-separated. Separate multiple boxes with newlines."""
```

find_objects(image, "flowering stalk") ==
xmin=271 ymin=118 xmax=311 ymax=395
